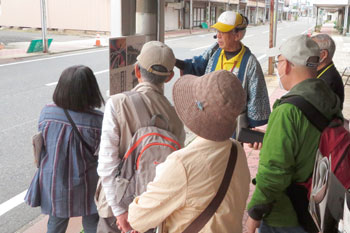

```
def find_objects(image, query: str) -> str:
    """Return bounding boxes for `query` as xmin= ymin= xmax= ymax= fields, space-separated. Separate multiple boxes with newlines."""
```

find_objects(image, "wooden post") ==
xmin=268 ymin=0 xmax=275 ymax=75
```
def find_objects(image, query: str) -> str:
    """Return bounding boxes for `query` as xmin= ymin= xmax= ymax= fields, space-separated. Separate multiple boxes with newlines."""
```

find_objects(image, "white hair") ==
xmin=312 ymin=34 xmax=336 ymax=59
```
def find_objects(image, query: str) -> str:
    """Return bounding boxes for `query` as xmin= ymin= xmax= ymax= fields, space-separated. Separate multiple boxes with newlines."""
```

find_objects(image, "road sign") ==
xmin=27 ymin=39 xmax=53 ymax=53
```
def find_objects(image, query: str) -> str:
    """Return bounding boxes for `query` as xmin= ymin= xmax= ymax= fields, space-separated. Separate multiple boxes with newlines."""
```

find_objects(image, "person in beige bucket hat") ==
xmin=96 ymin=40 xmax=185 ymax=233
xmin=128 ymin=70 xmax=251 ymax=233
xmin=173 ymin=69 xmax=246 ymax=141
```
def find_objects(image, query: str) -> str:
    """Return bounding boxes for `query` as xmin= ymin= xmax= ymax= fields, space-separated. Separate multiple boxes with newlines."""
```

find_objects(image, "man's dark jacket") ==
xmin=317 ymin=62 xmax=344 ymax=108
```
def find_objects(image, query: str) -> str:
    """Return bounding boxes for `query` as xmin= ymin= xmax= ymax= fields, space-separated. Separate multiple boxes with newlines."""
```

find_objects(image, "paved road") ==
xmin=0 ymin=29 xmax=95 ymax=44
xmin=0 ymin=17 xmax=314 ymax=233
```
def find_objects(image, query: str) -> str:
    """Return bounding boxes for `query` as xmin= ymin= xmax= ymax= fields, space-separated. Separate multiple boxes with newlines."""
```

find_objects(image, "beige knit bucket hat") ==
xmin=173 ymin=70 xmax=246 ymax=141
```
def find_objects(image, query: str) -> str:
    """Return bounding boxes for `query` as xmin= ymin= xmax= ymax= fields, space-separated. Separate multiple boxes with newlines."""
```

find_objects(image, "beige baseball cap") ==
xmin=269 ymin=35 xmax=320 ymax=67
xmin=137 ymin=41 xmax=175 ymax=76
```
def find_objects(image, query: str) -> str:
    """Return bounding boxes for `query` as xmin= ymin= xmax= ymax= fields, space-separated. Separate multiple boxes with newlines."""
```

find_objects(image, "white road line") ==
xmin=0 ymin=190 xmax=27 ymax=217
xmin=190 ymin=45 xmax=211 ymax=51
xmin=301 ymin=26 xmax=314 ymax=35
xmin=0 ymin=48 xmax=108 ymax=68
xmin=45 ymin=69 xmax=109 ymax=86
xmin=45 ymin=82 xmax=58 ymax=86
xmin=258 ymin=54 xmax=267 ymax=61
xmin=94 ymin=69 xmax=109 ymax=75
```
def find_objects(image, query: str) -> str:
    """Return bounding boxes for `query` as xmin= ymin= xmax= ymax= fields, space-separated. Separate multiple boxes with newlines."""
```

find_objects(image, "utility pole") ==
xmin=111 ymin=0 xmax=136 ymax=37
xmin=255 ymin=0 xmax=259 ymax=25
xmin=268 ymin=0 xmax=276 ymax=75
xmin=40 ymin=0 xmax=48 ymax=53
xmin=207 ymin=0 xmax=211 ymax=30
xmin=190 ymin=0 xmax=193 ymax=34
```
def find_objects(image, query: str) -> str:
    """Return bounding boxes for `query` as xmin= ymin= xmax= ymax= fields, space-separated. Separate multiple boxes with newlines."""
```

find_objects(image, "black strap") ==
xmin=182 ymin=143 xmax=238 ymax=233
xmin=63 ymin=109 xmax=94 ymax=154
xmin=281 ymin=96 xmax=330 ymax=132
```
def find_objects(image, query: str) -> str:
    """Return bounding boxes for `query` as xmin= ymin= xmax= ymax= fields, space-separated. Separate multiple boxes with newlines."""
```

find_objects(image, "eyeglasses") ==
xmin=216 ymin=30 xmax=235 ymax=36
xmin=274 ymin=59 xmax=286 ymax=68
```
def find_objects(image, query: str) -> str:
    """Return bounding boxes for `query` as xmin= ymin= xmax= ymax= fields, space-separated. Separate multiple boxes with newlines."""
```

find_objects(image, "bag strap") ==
xmin=115 ymin=91 xmax=151 ymax=177
xmin=124 ymin=91 xmax=150 ymax=127
xmin=63 ymin=109 xmax=94 ymax=154
xmin=182 ymin=143 xmax=238 ymax=233
xmin=281 ymin=96 xmax=330 ymax=132
xmin=237 ymin=46 xmax=251 ymax=84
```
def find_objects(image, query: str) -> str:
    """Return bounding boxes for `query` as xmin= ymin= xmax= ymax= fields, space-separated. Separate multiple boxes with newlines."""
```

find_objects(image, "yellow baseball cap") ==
xmin=211 ymin=11 xmax=245 ymax=32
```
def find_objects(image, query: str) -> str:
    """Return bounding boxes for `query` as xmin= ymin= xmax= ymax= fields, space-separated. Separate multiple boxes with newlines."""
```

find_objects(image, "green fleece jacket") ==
xmin=247 ymin=78 xmax=342 ymax=227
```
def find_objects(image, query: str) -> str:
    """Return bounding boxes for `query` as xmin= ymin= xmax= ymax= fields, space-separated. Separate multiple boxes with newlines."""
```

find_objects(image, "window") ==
xmin=193 ymin=7 xmax=206 ymax=27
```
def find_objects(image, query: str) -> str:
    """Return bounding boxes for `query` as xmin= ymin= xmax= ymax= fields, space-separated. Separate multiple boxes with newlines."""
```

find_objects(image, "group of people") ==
xmin=24 ymin=9 xmax=345 ymax=233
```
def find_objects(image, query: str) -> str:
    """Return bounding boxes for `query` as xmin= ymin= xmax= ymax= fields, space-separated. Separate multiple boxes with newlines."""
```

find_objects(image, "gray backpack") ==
xmin=115 ymin=91 xmax=181 ymax=209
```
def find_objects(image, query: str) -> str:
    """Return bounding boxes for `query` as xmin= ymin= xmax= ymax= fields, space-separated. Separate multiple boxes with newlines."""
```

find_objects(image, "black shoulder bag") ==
xmin=63 ymin=109 xmax=95 ymax=156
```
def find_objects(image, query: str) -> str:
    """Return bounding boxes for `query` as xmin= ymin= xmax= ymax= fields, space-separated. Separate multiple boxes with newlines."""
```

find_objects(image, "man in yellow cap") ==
xmin=175 ymin=11 xmax=270 ymax=138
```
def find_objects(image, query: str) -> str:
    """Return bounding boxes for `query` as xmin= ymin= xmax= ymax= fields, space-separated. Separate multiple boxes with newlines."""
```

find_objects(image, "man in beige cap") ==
xmin=127 ymin=70 xmax=251 ymax=233
xmin=96 ymin=41 xmax=185 ymax=233
xmin=175 ymin=11 xmax=270 ymax=139
xmin=246 ymin=35 xmax=342 ymax=233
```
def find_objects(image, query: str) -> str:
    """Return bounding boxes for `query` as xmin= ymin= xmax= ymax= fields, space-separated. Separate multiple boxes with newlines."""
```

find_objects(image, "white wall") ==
xmin=0 ymin=0 xmax=110 ymax=32
xmin=0 ymin=0 xmax=41 ymax=27
xmin=165 ymin=6 xmax=179 ymax=31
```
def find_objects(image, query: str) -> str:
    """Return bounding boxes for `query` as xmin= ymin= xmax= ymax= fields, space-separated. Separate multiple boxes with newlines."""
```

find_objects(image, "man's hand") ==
xmin=246 ymin=128 xmax=265 ymax=150
xmin=247 ymin=142 xmax=263 ymax=150
xmin=116 ymin=212 xmax=132 ymax=233
xmin=246 ymin=216 xmax=261 ymax=233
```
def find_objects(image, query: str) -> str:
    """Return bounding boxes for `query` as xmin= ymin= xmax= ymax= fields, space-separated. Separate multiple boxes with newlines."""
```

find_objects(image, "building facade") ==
xmin=0 ymin=0 xmax=294 ymax=33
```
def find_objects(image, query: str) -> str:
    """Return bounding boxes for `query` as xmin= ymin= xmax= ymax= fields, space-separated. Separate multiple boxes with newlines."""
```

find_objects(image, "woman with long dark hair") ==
xmin=25 ymin=65 xmax=105 ymax=233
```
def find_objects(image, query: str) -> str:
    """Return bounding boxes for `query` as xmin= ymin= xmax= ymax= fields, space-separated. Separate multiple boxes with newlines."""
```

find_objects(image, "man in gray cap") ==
xmin=246 ymin=35 xmax=343 ymax=233
xmin=96 ymin=41 xmax=185 ymax=233
xmin=128 ymin=70 xmax=251 ymax=233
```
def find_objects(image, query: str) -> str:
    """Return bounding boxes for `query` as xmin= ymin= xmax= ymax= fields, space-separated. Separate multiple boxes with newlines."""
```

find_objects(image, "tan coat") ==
xmin=96 ymin=82 xmax=185 ymax=217
xmin=128 ymin=137 xmax=251 ymax=233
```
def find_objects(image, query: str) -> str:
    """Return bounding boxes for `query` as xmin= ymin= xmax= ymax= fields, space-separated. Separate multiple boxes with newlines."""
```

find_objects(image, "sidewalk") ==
xmin=0 ymin=28 xmax=213 ymax=63
xmin=16 ymin=25 xmax=350 ymax=233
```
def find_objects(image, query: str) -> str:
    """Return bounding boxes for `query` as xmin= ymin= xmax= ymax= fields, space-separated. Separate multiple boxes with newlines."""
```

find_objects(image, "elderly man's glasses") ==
xmin=274 ymin=59 xmax=294 ymax=68
xmin=274 ymin=59 xmax=286 ymax=68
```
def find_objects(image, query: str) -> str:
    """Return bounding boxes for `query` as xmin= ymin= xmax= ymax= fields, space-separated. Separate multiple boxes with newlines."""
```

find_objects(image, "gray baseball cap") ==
xmin=269 ymin=35 xmax=320 ymax=67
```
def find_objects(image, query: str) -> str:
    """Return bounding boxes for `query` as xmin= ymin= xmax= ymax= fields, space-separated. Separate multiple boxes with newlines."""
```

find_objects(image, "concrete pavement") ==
xmin=12 ymin=24 xmax=350 ymax=233
xmin=0 ymin=28 xmax=212 ymax=63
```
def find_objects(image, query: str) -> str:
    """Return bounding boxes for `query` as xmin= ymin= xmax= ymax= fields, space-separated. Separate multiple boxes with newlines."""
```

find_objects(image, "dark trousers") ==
xmin=96 ymin=216 xmax=121 ymax=233
xmin=47 ymin=214 xmax=99 ymax=233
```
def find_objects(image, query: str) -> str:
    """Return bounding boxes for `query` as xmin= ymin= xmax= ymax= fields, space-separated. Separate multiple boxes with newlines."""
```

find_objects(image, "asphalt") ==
xmin=7 ymin=23 xmax=350 ymax=233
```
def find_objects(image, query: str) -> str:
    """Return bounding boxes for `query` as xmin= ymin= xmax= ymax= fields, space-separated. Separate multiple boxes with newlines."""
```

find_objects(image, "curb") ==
xmin=0 ymin=46 xmax=108 ymax=64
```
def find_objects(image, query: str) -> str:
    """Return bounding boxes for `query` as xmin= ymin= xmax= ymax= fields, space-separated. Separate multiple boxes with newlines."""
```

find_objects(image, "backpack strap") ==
xmin=182 ymin=143 xmax=238 ymax=233
xmin=237 ymin=46 xmax=251 ymax=83
xmin=210 ymin=46 xmax=221 ymax=72
xmin=281 ymin=96 xmax=330 ymax=132
xmin=123 ymin=91 xmax=151 ymax=127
